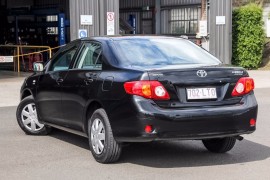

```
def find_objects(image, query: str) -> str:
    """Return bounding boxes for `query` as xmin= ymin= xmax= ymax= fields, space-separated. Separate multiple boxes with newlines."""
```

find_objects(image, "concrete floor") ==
xmin=0 ymin=70 xmax=269 ymax=180
xmin=0 ymin=71 xmax=30 ymax=107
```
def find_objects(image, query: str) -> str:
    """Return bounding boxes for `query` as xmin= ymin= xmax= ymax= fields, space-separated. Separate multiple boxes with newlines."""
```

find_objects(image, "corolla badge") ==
xmin=197 ymin=70 xmax=207 ymax=78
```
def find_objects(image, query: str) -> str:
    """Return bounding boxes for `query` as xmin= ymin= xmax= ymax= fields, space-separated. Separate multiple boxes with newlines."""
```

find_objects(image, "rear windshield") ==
xmin=112 ymin=38 xmax=221 ymax=67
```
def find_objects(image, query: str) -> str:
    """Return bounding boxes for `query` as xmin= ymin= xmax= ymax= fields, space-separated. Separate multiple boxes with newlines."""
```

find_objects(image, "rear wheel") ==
xmin=16 ymin=96 xmax=51 ymax=135
xmin=202 ymin=137 xmax=236 ymax=153
xmin=88 ymin=108 xmax=122 ymax=163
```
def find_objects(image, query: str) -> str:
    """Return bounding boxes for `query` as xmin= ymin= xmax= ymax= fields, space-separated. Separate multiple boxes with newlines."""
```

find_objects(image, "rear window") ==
xmin=112 ymin=38 xmax=221 ymax=67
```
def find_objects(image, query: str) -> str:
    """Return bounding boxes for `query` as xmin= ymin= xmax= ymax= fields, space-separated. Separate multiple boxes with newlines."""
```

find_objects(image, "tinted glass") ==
xmin=76 ymin=42 xmax=102 ymax=70
xmin=113 ymin=38 xmax=221 ymax=67
xmin=49 ymin=46 xmax=78 ymax=71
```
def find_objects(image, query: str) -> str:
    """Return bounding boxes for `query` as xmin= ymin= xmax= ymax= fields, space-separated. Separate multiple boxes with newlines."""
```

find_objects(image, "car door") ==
xmin=36 ymin=42 xmax=79 ymax=125
xmin=61 ymin=41 xmax=103 ymax=131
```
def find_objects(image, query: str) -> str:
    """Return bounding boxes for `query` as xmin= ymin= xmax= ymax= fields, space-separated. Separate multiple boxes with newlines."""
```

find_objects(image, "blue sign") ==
xmin=78 ymin=29 xmax=88 ymax=38
xmin=58 ymin=13 xmax=66 ymax=46
xmin=129 ymin=15 xmax=136 ymax=34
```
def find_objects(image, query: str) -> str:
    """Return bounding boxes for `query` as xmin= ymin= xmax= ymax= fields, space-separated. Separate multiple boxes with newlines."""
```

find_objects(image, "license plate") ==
xmin=186 ymin=88 xmax=217 ymax=100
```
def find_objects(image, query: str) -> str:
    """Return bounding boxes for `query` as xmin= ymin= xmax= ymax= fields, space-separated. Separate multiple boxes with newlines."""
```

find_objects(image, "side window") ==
xmin=76 ymin=42 xmax=102 ymax=70
xmin=49 ymin=46 xmax=78 ymax=71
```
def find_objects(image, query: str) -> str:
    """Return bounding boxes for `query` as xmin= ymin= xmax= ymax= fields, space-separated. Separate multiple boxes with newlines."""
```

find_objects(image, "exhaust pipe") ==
xmin=235 ymin=136 xmax=244 ymax=141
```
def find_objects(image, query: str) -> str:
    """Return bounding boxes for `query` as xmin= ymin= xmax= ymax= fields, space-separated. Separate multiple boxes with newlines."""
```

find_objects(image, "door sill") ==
xmin=45 ymin=122 xmax=88 ymax=138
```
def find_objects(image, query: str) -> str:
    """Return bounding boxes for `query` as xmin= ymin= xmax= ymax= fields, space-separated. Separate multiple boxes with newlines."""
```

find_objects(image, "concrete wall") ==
xmin=69 ymin=0 xmax=119 ymax=41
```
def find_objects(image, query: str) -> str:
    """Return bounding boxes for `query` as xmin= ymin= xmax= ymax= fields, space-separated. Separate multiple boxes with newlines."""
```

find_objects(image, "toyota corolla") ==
xmin=16 ymin=36 xmax=258 ymax=163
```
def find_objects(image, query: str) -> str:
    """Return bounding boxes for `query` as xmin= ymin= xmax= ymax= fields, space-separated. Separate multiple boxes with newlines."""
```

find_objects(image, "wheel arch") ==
xmin=21 ymin=89 xmax=33 ymax=100
xmin=83 ymin=100 xmax=103 ymax=134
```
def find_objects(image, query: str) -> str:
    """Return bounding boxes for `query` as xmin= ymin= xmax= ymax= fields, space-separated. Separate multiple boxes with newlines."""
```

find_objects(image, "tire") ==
xmin=16 ymin=96 xmax=51 ymax=135
xmin=202 ymin=137 xmax=236 ymax=153
xmin=88 ymin=108 xmax=122 ymax=164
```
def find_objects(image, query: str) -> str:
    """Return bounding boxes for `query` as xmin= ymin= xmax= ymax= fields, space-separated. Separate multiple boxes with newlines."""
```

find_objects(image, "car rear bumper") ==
xmin=109 ymin=93 xmax=258 ymax=142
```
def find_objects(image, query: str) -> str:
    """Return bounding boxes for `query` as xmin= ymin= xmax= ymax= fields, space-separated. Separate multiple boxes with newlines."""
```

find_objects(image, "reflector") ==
xmin=145 ymin=125 xmax=153 ymax=133
xmin=250 ymin=119 xmax=256 ymax=127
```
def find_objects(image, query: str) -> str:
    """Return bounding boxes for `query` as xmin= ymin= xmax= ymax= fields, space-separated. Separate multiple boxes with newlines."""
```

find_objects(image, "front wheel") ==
xmin=202 ymin=137 xmax=236 ymax=153
xmin=88 ymin=108 xmax=122 ymax=164
xmin=16 ymin=96 xmax=51 ymax=135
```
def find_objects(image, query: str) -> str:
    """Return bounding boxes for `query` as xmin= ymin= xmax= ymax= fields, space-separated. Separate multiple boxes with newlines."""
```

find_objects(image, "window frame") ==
xmin=47 ymin=42 xmax=80 ymax=72
xmin=73 ymin=41 xmax=103 ymax=71
xmin=169 ymin=7 xmax=201 ymax=35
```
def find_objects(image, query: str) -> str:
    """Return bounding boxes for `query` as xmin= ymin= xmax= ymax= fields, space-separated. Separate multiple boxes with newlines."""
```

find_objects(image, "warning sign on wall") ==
xmin=78 ymin=29 xmax=88 ymax=39
xmin=0 ymin=56 xmax=13 ymax=63
xmin=107 ymin=12 xmax=115 ymax=35
xmin=199 ymin=21 xmax=207 ymax=37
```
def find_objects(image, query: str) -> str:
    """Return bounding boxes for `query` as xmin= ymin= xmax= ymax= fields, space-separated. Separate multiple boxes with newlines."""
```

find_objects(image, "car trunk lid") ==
xmin=146 ymin=65 xmax=249 ymax=108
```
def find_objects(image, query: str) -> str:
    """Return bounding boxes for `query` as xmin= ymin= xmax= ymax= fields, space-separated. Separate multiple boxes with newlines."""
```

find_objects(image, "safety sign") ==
xmin=78 ymin=29 xmax=88 ymax=38
xmin=0 ymin=56 xmax=13 ymax=63
xmin=80 ymin=15 xmax=93 ymax=25
xmin=107 ymin=12 xmax=115 ymax=35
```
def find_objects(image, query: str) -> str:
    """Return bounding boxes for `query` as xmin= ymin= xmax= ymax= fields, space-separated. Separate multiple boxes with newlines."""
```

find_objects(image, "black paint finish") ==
xmin=20 ymin=36 xmax=258 ymax=142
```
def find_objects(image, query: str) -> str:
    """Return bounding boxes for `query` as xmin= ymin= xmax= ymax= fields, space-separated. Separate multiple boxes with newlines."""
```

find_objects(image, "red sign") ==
xmin=107 ymin=12 xmax=114 ymax=21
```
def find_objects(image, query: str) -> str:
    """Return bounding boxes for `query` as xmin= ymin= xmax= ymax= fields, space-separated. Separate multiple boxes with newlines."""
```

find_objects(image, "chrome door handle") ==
xmin=84 ymin=78 xmax=94 ymax=84
xmin=56 ymin=78 xmax=64 ymax=84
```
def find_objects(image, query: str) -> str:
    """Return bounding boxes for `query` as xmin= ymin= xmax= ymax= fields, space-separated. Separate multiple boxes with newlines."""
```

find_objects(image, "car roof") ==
xmin=79 ymin=35 xmax=186 ymax=42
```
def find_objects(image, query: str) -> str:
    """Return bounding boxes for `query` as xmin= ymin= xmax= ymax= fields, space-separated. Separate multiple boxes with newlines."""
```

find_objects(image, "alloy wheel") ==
xmin=91 ymin=118 xmax=106 ymax=155
xmin=21 ymin=103 xmax=44 ymax=132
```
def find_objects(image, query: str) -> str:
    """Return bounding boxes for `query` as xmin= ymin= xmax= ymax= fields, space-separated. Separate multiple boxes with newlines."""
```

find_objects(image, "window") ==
xmin=170 ymin=7 xmax=200 ymax=34
xmin=46 ymin=16 xmax=58 ymax=35
xmin=76 ymin=42 xmax=102 ymax=70
xmin=113 ymin=38 xmax=220 ymax=67
xmin=49 ymin=46 xmax=78 ymax=71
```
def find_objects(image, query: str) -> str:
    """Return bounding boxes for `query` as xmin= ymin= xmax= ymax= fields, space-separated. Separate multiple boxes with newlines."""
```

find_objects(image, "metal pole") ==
xmin=49 ymin=48 xmax=52 ymax=59
xmin=15 ymin=16 xmax=18 ymax=44
xmin=17 ymin=47 xmax=20 ymax=73
xmin=13 ymin=53 xmax=16 ymax=72
xmin=99 ymin=0 xmax=105 ymax=36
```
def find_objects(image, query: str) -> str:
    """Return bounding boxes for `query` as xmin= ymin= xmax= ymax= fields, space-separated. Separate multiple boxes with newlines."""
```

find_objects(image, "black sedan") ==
xmin=16 ymin=36 xmax=258 ymax=163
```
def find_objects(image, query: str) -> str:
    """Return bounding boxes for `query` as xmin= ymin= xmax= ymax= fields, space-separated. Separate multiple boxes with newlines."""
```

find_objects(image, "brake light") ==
xmin=124 ymin=81 xmax=170 ymax=100
xmin=232 ymin=77 xmax=255 ymax=96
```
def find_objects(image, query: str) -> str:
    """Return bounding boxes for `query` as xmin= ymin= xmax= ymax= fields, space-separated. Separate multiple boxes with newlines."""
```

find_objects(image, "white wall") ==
xmin=263 ymin=3 xmax=270 ymax=37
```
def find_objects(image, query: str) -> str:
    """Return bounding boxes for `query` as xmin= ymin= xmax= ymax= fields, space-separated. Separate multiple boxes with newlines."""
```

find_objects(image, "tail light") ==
xmin=124 ymin=81 xmax=170 ymax=100
xmin=232 ymin=77 xmax=255 ymax=97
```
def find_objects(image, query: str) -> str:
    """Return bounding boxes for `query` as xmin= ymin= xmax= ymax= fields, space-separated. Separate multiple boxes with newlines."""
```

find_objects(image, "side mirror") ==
xmin=33 ymin=62 xmax=44 ymax=72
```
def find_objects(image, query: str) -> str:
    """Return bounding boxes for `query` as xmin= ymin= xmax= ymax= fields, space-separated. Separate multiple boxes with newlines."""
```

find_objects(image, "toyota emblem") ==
xmin=197 ymin=70 xmax=207 ymax=78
